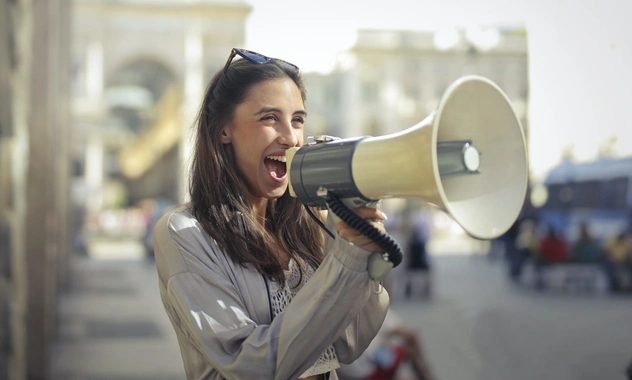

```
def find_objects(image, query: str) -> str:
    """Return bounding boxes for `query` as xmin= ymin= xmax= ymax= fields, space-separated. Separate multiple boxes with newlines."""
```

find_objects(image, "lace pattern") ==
xmin=268 ymin=258 xmax=340 ymax=378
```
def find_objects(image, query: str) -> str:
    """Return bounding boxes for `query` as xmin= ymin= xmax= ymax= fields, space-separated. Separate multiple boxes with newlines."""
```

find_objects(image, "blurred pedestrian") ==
xmin=534 ymin=226 xmax=569 ymax=289
xmin=152 ymin=48 xmax=391 ymax=380
xmin=403 ymin=208 xmax=432 ymax=298
xmin=570 ymin=221 xmax=601 ymax=263
xmin=539 ymin=226 xmax=569 ymax=264
xmin=602 ymin=230 xmax=631 ymax=292
xmin=510 ymin=218 xmax=539 ymax=281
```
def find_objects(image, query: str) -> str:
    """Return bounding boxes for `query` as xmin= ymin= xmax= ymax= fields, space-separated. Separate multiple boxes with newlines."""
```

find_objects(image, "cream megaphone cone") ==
xmin=287 ymin=75 xmax=529 ymax=240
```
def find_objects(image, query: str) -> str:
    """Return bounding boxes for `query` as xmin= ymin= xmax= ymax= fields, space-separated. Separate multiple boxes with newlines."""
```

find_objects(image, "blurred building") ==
xmin=70 ymin=0 xmax=252 ymax=222
xmin=1 ymin=0 xmax=251 ymax=379
xmin=305 ymin=27 xmax=529 ymax=141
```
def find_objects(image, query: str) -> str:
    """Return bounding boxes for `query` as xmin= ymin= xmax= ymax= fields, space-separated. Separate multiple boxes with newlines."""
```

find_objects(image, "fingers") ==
xmin=336 ymin=207 xmax=388 ymax=252
xmin=337 ymin=227 xmax=385 ymax=252
xmin=337 ymin=221 xmax=386 ymax=240
xmin=353 ymin=206 xmax=388 ymax=221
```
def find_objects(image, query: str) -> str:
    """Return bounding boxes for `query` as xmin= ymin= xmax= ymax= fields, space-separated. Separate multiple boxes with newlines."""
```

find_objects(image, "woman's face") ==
xmin=222 ymin=77 xmax=305 ymax=201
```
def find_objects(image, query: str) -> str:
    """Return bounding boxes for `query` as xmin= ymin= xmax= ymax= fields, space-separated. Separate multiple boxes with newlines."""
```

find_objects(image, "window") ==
xmin=572 ymin=181 xmax=599 ymax=208
xmin=599 ymin=177 xmax=629 ymax=210
xmin=544 ymin=177 xmax=629 ymax=210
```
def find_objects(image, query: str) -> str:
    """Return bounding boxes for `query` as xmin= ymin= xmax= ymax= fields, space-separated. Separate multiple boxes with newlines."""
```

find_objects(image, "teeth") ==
xmin=266 ymin=155 xmax=287 ymax=162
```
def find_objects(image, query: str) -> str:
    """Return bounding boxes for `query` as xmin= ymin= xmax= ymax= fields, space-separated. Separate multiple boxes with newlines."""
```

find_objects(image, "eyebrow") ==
xmin=254 ymin=107 xmax=307 ymax=117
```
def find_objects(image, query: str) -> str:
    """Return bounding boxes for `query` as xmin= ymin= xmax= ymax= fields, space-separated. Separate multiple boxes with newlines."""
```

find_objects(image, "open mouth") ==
xmin=264 ymin=155 xmax=287 ymax=179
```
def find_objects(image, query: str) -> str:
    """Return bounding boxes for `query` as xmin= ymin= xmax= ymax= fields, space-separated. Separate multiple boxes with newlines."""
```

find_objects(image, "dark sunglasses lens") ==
xmin=241 ymin=51 xmax=268 ymax=63
xmin=276 ymin=61 xmax=299 ymax=72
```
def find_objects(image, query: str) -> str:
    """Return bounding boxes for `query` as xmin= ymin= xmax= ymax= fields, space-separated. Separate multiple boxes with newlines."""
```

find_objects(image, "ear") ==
xmin=220 ymin=126 xmax=232 ymax=144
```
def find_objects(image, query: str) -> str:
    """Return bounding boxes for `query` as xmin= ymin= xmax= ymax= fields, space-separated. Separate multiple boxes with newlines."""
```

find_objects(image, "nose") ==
xmin=277 ymin=120 xmax=300 ymax=147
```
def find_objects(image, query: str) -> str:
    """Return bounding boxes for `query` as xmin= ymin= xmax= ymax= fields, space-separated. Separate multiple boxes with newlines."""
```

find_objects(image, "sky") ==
xmin=244 ymin=0 xmax=530 ymax=73
xmin=243 ymin=0 xmax=632 ymax=179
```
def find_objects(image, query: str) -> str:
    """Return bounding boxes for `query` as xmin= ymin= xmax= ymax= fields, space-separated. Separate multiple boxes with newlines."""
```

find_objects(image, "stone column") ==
xmin=84 ymin=39 xmax=105 ymax=214
xmin=179 ymin=23 xmax=204 ymax=203
xmin=24 ymin=0 xmax=71 ymax=377
xmin=53 ymin=0 xmax=72 ymax=295
xmin=1 ymin=0 xmax=34 ymax=378
xmin=0 ymin=1 xmax=15 ymax=378
xmin=25 ymin=0 xmax=54 ymax=376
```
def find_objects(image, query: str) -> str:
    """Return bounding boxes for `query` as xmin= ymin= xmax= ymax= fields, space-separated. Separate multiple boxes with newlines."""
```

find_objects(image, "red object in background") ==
xmin=540 ymin=236 xmax=569 ymax=263
xmin=367 ymin=345 xmax=408 ymax=380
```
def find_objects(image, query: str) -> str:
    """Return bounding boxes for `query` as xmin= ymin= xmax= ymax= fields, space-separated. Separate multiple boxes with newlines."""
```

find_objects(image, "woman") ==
xmin=153 ymin=48 xmax=390 ymax=380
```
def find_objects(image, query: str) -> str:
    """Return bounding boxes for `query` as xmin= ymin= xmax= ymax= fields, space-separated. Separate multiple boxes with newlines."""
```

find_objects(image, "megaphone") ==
xmin=287 ymin=75 xmax=528 ymax=264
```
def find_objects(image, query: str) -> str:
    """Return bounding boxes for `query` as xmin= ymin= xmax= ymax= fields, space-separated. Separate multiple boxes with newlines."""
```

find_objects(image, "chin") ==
xmin=266 ymin=184 xmax=288 ymax=200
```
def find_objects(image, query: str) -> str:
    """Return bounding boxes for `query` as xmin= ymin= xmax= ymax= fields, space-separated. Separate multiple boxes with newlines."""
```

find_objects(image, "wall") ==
xmin=0 ymin=0 xmax=72 ymax=378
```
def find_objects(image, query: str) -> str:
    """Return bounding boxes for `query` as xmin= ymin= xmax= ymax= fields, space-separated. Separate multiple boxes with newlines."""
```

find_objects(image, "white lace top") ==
xmin=268 ymin=258 xmax=340 ymax=378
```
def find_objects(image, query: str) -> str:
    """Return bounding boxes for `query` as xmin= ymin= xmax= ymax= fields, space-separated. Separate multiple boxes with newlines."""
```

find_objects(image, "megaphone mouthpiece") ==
xmin=436 ymin=140 xmax=481 ymax=176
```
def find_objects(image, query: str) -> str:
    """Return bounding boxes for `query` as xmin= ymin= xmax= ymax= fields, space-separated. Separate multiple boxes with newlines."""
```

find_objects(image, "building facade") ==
xmin=0 ymin=0 xmax=251 ymax=378
xmin=305 ymin=28 xmax=529 ymax=142
xmin=71 ymin=0 xmax=252 ymax=211
xmin=70 ymin=0 xmax=251 ymax=248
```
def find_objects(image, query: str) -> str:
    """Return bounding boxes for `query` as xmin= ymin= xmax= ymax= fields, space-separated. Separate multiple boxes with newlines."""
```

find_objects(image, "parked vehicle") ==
xmin=535 ymin=156 xmax=632 ymax=244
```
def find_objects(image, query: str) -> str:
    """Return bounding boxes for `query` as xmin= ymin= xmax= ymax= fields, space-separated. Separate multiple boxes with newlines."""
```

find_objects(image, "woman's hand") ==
xmin=335 ymin=206 xmax=388 ymax=252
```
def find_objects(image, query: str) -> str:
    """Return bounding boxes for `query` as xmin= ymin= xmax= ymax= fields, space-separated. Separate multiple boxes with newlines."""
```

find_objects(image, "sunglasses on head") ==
xmin=223 ymin=48 xmax=299 ymax=74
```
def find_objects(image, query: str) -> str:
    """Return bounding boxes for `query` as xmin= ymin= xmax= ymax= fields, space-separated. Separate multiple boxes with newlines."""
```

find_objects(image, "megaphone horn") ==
xmin=287 ymin=75 xmax=528 ymax=242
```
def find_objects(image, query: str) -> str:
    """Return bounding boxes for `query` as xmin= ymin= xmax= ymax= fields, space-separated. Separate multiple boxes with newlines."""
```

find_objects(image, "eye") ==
xmin=261 ymin=115 xmax=276 ymax=122
xmin=292 ymin=116 xmax=305 ymax=125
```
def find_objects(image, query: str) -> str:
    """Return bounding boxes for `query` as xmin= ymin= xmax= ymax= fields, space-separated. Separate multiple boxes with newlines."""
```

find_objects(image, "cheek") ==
xmin=232 ymin=143 xmax=257 ymax=172
xmin=234 ymin=135 xmax=261 ymax=159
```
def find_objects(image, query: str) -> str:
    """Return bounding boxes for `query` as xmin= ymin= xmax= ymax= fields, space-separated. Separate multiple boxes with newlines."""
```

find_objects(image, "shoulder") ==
xmin=153 ymin=204 xmax=226 ymax=279
xmin=155 ymin=204 xmax=196 ymax=230
xmin=154 ymin=205 xmax=203 ymax=249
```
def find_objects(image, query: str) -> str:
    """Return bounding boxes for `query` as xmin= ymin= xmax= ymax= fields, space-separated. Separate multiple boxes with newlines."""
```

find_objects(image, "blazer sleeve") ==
xmin=325 ymin=210 xmax=390 ymax=364
xmin=155 ymin=211 xmax=389 ymax=380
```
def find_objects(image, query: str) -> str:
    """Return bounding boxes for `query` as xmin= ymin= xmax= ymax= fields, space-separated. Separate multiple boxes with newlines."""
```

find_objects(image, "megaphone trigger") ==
xmin=325 ymin=192 xmax=404 ymax=268
xmin=320 ymin=195 xmax=396 ymax=280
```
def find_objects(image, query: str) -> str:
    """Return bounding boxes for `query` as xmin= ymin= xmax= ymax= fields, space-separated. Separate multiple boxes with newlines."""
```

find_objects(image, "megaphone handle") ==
xmin=325 ymin=193 xmax=404 ymax=269
xmin=327 ymin=197 xmax=373 ymax=226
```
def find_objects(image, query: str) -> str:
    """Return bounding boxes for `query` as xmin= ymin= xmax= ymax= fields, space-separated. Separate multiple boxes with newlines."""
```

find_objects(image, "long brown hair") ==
xmin=189 ymin=58 xmax=324 ymax=285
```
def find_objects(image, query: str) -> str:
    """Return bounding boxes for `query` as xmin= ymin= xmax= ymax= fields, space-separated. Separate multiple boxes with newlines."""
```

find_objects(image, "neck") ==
xmin=249 ymin=197 xmax=269 ymax=227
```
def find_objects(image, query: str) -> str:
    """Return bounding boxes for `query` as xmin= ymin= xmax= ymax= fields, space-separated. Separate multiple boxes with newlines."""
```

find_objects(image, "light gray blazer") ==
xmin=153 ymin=205 xmax=390 ymax=380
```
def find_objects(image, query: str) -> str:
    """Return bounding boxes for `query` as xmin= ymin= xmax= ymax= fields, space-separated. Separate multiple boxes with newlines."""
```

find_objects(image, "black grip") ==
xmin=326 ymin=193 xmax=403 ymax=268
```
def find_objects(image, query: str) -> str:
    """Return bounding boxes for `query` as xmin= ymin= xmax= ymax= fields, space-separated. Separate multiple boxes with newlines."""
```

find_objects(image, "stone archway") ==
xmin=102 ymin=59 xmax=181 ymax=208
xmin=105 ymin=59 xmax=176 ymax=134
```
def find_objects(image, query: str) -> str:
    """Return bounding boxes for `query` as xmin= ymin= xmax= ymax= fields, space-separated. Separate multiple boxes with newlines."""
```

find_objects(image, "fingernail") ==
xmin=381 ymin=211 xmax=388 ymax=221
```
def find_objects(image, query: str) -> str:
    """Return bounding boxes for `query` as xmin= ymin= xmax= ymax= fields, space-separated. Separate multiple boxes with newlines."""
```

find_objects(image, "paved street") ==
xmin=389 ymin=255 xmax=632 ymax=380
xmin=50 ymin=240 xmax=632 ymax=380
xmin=51 ymin=251 xmax=184 ymax=380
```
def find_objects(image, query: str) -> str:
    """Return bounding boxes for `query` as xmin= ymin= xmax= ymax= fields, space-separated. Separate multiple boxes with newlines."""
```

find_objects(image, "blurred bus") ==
xmin=534 ymin=156 xmax=632 ymax=244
